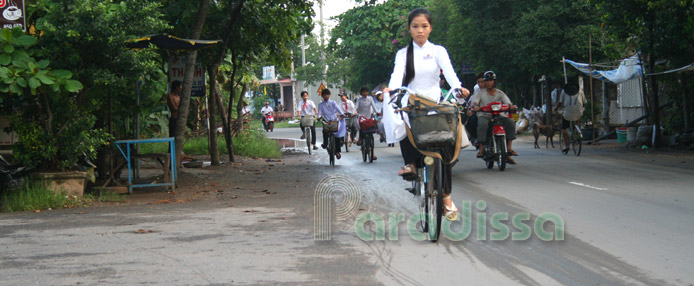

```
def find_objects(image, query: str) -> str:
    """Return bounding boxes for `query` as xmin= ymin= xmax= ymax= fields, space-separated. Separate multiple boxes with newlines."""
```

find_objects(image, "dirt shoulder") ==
xmin=94 ymin=151 xmax=325 ymax=209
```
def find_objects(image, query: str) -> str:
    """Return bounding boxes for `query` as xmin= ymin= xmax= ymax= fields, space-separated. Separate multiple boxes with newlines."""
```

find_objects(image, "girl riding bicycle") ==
xmin=384 ymin=8 xmax=470 ymax=221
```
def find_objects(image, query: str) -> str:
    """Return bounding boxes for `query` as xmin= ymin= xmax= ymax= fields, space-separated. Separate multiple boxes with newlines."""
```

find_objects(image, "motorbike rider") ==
xmin=465 ymin=73 xmax=485 ymax=142
xmin=261 ymin=101 xmax=273 ymax=131
xmin=472 ymin=71 xmax=519 ymax=164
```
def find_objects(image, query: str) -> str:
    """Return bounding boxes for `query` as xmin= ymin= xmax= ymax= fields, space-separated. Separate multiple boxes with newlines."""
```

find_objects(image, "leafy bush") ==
xmin=1 ymin=27 xmax=110 ymax=171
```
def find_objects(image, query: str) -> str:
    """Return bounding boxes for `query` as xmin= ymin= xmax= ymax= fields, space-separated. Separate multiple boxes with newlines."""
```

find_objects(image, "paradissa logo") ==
xmin=355 ymin=200 xmax=564 ymax=242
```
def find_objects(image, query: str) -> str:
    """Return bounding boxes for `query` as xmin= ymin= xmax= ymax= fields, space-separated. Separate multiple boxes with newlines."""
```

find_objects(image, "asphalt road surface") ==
xmin=1 ymin=127 xmax=692 ymax=285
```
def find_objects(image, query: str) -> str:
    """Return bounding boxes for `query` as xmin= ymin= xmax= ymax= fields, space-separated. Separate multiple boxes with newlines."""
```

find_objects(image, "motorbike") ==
xmin=478 ymin=101 xmax=512 ymax=171
xmin=0 ymin=155 xmax=30 ymax=194
xmin=264 ymin=112 xmax=275 ymax=132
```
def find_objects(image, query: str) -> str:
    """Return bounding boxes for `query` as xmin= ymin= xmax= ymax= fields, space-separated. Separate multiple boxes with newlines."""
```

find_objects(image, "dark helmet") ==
xmin=483 ymin=71 xmax=496 ymax=81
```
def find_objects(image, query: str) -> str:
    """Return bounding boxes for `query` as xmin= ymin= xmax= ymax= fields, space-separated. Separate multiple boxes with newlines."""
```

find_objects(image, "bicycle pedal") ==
xmin=401 ymin=173 xmax=418 ymax=182
xmin=405 ymin=187 xmax=417 ymax=196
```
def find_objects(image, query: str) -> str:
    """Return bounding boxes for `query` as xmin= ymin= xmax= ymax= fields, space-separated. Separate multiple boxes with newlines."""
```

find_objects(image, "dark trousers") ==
xmin=261 ymin=116 xmax=267 ymax=129
xmin=323 ymin=132 xmax=343 ymax=153
xmin=302 ymin=123 xmax=317 ymax=145
xmin=477 ymin=116 xmax=516 ymax=144
xmin=400 ymin=137 xmax=422 ymax=167
xmin=466 ymin=113 xmax=478 ymax=139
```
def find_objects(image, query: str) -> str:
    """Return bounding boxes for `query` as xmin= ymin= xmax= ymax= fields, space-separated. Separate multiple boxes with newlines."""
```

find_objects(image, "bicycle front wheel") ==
xmin=306 ymin=128 xmax=312 ymax=155
xmin=367 ymin=134 xmax=374 ymax=163
xmin=559 ymin=128 xmax=565 ymax=153
xmin=495 ymin=135 xmax=507 ymax=171
xmin=344 ymin=132 xmax=350 ymax=153
xmin=425 ymin=158 xmax=443 ymax=242
xmin=328 ymin=134 xmax=335 ymax=166
xmin=572 ymin=125 xmax=582 ymax=156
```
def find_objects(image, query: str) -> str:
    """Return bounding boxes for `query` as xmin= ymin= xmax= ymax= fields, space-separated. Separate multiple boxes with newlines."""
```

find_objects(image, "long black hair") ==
xmin=402 ymin=8 xmax=432 ymax=87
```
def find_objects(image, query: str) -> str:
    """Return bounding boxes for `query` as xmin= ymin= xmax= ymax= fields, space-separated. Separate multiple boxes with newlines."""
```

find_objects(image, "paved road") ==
xmin=1 ymin=127 xmax=692 ymax=285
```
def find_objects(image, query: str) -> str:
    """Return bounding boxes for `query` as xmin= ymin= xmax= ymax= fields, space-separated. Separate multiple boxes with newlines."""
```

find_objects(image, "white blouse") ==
xmin=388 ymin=40 xmax=462 ymax=101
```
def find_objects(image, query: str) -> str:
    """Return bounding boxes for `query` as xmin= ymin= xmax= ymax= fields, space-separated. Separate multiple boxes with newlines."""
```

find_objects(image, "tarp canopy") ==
xmin=126 ymin=34 xmax=221 ymax=50
xmin=564 ymin=55 xmax=642 ymax=84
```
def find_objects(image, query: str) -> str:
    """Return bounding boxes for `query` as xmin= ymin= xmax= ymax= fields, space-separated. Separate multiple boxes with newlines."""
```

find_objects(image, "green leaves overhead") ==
xmin=328 ymin=0 xmax=424 ymax=91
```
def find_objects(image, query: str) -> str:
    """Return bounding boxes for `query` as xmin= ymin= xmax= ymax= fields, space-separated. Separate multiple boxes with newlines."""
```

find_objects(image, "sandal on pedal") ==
xmin=507 ymin=156 xmax=517 ymax=165
xmin=336 ymin=153 xmax=341 ymax=160
xmin=476 ymin=151 xmax=484 ymax=158
xmin=443 ymin=198 xmax=459 ymax=221
xmin=398 ymin=164 xmax=416 ymax=180
xmin=508 ymin=150 xmax=519 ymax=156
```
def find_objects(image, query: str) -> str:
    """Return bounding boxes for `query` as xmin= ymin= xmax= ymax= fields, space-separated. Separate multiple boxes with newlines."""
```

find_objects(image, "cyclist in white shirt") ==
xmin=298 ymin=91 xmax=318 ymax=150
xmin=338 ymin=93 xmax=357 ymax=143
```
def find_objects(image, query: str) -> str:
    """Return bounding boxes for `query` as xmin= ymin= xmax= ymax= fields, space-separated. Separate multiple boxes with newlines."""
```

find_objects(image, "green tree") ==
xmin=329 ymin=0 xmax=425 ymax=91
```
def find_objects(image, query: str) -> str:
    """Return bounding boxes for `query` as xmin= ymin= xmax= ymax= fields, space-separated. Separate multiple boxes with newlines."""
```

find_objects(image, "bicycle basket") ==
xmin=408 ymin=105 xmax=459 ymax=148
xmin=359 ymin=116 xmax=376 ymax=131
xmin=344 ymin=116 xmax=354 ymax=128
xmin=301 ymin=117 xmax=315 ymax=127
xmin=323 ymin=121 xmax=339 ymax=132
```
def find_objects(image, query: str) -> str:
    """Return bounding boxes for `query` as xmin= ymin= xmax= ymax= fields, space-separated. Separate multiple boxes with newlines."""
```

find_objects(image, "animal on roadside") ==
xmin=526 ymin=107 xmax=561 ymax=149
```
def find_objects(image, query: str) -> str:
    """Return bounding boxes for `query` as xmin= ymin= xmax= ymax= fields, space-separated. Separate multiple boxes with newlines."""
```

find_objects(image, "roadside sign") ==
xmin=262 ymin=66 xmax=275 ymax=80
xmin=1 ymin=0 xmax=25 ymax=31
xmin=168 ymin=56 xmax=206 ymax=97
xmin=317 ymin=83 xmax=326 ymax=96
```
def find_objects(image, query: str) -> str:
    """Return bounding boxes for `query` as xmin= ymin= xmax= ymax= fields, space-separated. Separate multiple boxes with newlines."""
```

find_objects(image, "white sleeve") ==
xmin=437 ymin=45 xmax=462 ymax=90
xmin=388 ymin=48 xmax=407 ymax=89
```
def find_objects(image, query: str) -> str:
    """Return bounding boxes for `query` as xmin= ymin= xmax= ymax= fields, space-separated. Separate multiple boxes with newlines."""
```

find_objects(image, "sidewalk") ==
xmin=556 ymin=137 xmax=694 ymax=170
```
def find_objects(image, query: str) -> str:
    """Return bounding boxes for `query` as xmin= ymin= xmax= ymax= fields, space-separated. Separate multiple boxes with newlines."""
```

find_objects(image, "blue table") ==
xmin=115 ymin=137 xmax=177 ymax=194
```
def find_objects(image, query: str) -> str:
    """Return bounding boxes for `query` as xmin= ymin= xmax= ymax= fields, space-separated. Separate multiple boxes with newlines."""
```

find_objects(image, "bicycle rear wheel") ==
xmin=572 ymin=124 xmax=582 ymax=156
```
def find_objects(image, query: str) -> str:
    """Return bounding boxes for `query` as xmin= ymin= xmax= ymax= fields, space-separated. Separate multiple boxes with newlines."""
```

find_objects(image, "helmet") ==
xmin=483 ymin=71 xmax=496 ymax=81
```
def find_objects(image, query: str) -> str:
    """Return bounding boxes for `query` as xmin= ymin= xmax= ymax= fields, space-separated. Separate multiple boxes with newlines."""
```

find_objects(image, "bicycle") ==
xmin=559 ymin=120 xmax=582 ymax=156
xmin=343 ymin=113 xmax=353 ymax=153
xmin=322 ymin=119 xmax=339 ymax=166
xmin=389 ymin=87 xmax=462 ymax=242
xmin=301 ymin=115 xmax=315 ymax=155
xmin=359 ymin=115 xmax=377 ymax=163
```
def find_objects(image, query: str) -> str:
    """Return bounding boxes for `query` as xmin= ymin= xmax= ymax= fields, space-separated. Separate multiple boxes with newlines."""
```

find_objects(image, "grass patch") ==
xmin=234 ymin=130 xmax=282 ymax=158
xmin=1 ymin=181 xmax=79 ymax=212
xmin=133 ymin=128 xmax=282 ymax=158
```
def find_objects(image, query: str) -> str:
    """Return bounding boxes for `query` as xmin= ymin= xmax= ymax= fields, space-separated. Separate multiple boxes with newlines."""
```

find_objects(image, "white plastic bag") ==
xmin=382 ymin=92 xmax=407 ymax=144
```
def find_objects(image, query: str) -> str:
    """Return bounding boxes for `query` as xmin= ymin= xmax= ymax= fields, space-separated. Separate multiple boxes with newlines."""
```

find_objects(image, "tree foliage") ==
xmin=328 ymin=0 xmax=425 ymax=92
xmin=33 ymin=0 xmax=171 ymax=136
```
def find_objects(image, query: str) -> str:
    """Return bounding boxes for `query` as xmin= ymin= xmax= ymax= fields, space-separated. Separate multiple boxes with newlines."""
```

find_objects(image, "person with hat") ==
xmin=261 ymin=101 xmax=274 ymax=131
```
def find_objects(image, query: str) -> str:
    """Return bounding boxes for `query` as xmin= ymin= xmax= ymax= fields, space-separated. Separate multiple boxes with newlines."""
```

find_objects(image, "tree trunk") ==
xmin=207 ymin=64 xmax=220 ymax=165
xmin=225 ymin=53 xmax=238 ymax=163
xmin=174 ymin=0 xmax=210 ymax=167
xmin=236 ymin=84 xmax=248 ymax=132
